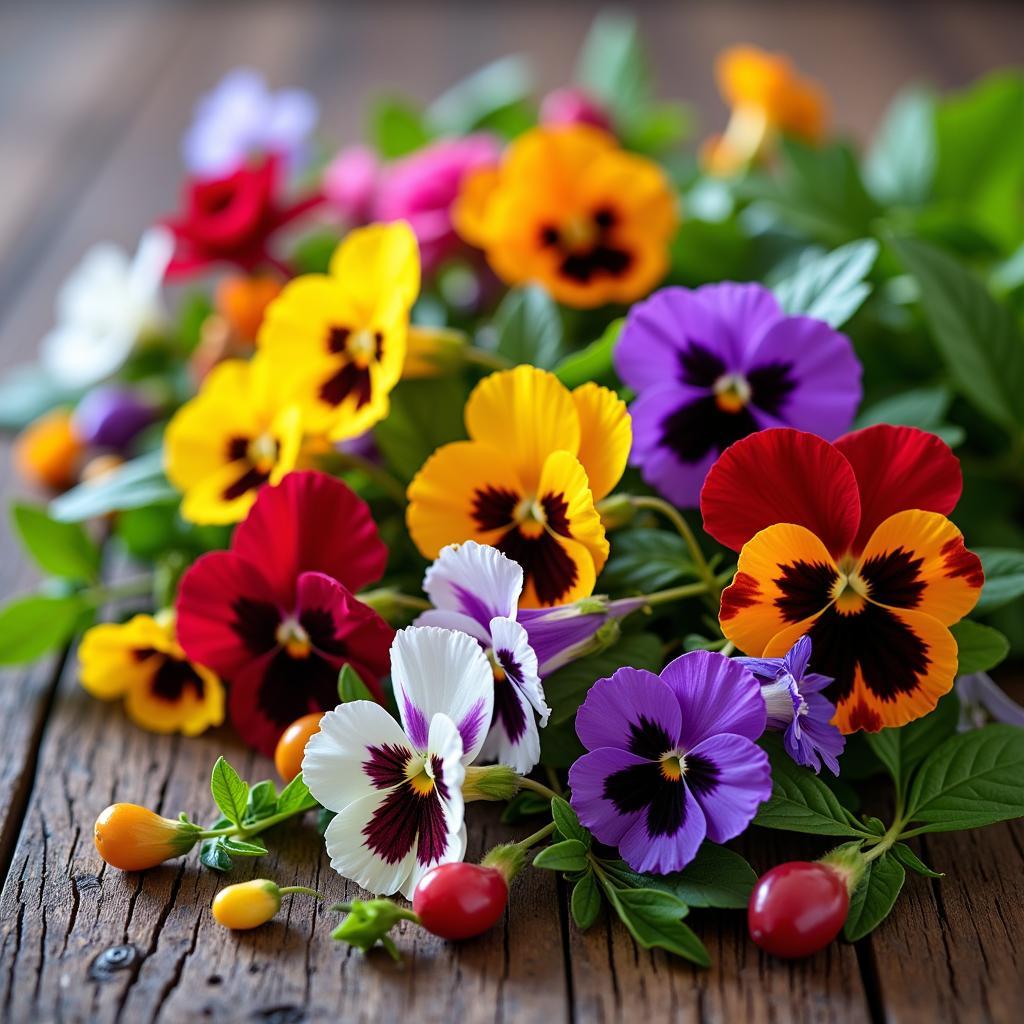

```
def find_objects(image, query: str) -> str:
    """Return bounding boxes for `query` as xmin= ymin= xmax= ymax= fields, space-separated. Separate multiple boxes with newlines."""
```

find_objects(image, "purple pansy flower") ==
xmin=736 ymin=636 xmax=845 ymax=776
xmin=956 ymin=673 xmax=1024 ymax=731
xmin=614 ymin=283 xmax=863 ymax=508
xmin=569 ymin=652 xmax=771 ymax=874
xmin=183 ymin=68 xmax=318 ymax=178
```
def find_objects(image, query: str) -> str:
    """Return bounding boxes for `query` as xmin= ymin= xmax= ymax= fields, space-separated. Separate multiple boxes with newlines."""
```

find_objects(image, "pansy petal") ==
xmin=685 ymin=734 xmax=772 ymax=843
xmin=616 ymin=779 xmax=706 ymax=875
xmin=834 ymin=425 xmax=963 ymax=553
xmin=537 ymin=449 xmax=608 ymax=575
xmin=697 ymin=281 xmax=783 ymax=359
xmin=491 ymin=616 xmax=547 ymax=722
xmin=700 ymin=428 xmax=861 ymax=556
xmin=568 ymin=748 xmax=648 ymax=845
xmin=328 ymin=220 xmax=420 ymax=312
xmin=414 ymin=608 xmax=492 ymax=645
xmin=464 ymin=366 xmax=580 ymax=494
xmin=571 ymin=382 xmax=631 ymax=501
xmin=574 ymin=669 xmax=682 ymax=756
xmin=302 ymin=700 xmax=413 ymax=812
xmin=660 ymin=650 xmax=767 ymax=747
xmin=857 ymin=510 xmax=983 ymax=625
xmin=719 ymin=523 xmax=838 ymax=657
xmin=390 ymin=626 xmax=493 ymax=763
xmin=421 ymin=540 xmax=523 ymax=625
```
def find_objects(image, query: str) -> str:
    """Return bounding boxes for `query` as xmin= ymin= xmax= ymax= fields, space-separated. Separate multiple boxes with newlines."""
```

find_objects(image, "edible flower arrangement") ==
xmin=4 ymin=13 xmax=1024 ymax=965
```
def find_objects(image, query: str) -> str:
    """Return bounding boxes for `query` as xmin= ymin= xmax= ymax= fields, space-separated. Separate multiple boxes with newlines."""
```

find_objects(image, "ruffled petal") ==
xmin=684 ymin=734 xmax=772 ymax=843
xmin=421 ymin=540 xmax=523 ymax=626
xmin=571 ymin=382 xmax=631 ymax=501
xmin=574 ymin=668 xmax=682 ymax=755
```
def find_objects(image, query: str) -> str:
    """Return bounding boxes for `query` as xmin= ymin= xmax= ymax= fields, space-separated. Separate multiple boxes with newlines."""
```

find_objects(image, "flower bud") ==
xmin=211 ymin=879 xmax=282 ymax=930
xmin=331 ymin=898 xmax=419 ymax=957
xmin=540 ymin=87 xmax=614 ymax=132
xmin=93 ymin=803 xmax=199 ymax=871
xmin=73 ymin=386 xmax=155 ymax=452
xmin=462 ymin=764 xmax=522 ymax=802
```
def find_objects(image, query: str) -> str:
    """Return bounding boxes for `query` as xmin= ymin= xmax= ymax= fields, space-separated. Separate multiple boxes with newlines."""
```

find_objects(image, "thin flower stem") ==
xmin=86 ymin=576 xmax=154 ymax=605
xmin=515 ymin=821 xmax=557 ymax=853
xmin=460 ymin=346 xmax=514 ymax=372
xmin=278 ymin=886 xmax=323 ymax=899
xmin=639 ymin=581 xmax=710 ymax=606
xmin=626 ymin=495 xmax=722 ymax=608
xmin=862 ymin=815 xmax=908 ymax=863
xmin=517 ymin=777 xmax=561 ymax=802
xmin=196 ymin=806 xmax=313 ymax=842
xmin=328 ymin=451 xmax=408 ymax=504
xmin=358 ymin=588 xmax=432 ymax=612
xmin=720 ymin=641 xmax=736 ymax=657
xmin=544 ymin=765 xmax=564 ymax=796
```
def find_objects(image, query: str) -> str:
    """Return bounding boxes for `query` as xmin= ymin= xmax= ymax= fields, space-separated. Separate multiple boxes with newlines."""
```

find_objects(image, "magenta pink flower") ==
xmin=323 ymin=144 xmax=381 ymax=225
xmin=539 ymin=87 xmax=613 ymax=132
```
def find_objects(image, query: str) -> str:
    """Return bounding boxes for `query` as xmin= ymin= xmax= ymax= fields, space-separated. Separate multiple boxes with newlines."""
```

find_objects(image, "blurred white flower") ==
xmin=40 ymin=228 xmax=173 ymax=389
xmin=182 ymin=68 xmax=318 ymax=177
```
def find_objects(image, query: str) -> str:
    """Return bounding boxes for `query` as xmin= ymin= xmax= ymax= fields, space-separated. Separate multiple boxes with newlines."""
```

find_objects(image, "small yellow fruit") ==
xmin=211 ymin=879 xmax=282 ymax=930
xmin=94 ymin=803 xmax=197 ymax=871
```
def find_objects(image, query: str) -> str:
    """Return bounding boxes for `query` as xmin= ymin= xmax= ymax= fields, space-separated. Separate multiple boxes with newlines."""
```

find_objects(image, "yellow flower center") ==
xmin=247 ymin=433 xmax=279 ymax=473
xmin=660 ymin=753 xmax=685 ymax=781
xmin=406 ymin=758 xmax=435 ymax=796
xmin=560 ymin=215 xmax=599 ymax=252
xmin=346 ymin=328 xmax=378 ymax=368
xmin=513 ymin=495 xmax=547 ymax=539
xmin=487 ymin=649 xmax=507 ymax=683
xmin=713 ymin=373 xmax=752 ymax=413
xmin=831 ymin=564 xmax=869 ymax=615
xmin=275 ymin=617 xmax=311 ymax=658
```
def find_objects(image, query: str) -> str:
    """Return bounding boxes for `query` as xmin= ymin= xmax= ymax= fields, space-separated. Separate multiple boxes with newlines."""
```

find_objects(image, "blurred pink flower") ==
xmin=323 ymin=144 xmax=381 ymax=225
xmin=539 ymin=87 xmax=613 ymax=132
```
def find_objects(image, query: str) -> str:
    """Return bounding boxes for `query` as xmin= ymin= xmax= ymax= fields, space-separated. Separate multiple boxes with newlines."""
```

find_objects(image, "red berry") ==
xmin=412 ymin=863 xmax=508 ymax=940
xmin=748 ymin=861 xmax=849 ymax=958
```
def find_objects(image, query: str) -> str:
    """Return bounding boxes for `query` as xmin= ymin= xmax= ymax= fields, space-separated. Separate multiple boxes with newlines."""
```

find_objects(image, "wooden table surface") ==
xmin=1 ymin=2 xmax=1023 ymax=1021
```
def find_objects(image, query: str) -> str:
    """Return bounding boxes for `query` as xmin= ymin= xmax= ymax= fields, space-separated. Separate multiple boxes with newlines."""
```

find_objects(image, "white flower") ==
xmin=302 ymin=626 xmax=493 ymax=898
xmin=416 ymin=542 xmax=549 ymax=774
xmin=40 ymin=228 xmax=173 ymax=388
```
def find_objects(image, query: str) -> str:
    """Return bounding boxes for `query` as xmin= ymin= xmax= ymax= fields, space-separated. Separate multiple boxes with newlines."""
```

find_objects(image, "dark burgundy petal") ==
xmin=472 ymin=486 xmax=519 ymax=532
xmin=361 ymin=771 xmax=453 ymax=867
xmin=319 ymin=361 xmax=373 ymax=409
xmin=363 ymin=744 xmax=412 ymax=790
xmin=232 ymin=597 xmax=281 ymax=656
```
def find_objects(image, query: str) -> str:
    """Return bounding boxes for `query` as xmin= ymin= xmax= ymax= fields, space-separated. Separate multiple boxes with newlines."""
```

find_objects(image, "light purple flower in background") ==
xmin=613 ymin=282 xmax=863 ymax=508
xmin=736 ymin=635 xmax=845 ymax=776
xmin=956 ymin=672 xmax=1024 ymax=731
xmin=569 ymin=651 xmax=770 ymax=874
xmin=183 ymin=68 xmax=318 ymax=178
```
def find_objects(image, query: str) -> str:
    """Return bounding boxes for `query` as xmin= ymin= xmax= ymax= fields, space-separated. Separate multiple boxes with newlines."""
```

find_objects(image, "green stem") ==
xmin=278 ymin=886 xmax=323 ymax=899
xmin=86 ymin=576 xmax=154 ymax=605
xmin=461 ymin=346 xmax=514 ymax=372
xmin=517 ymin=777 xmax=561 ymax=802
xmin=626 ymin=495 xmax=721 ymax=608
xmin=358 ymin=588 xmax=432 ymax=612
xmin=639 ymin=581 xmax=710 ymax=606
xmin=544 ymin=765 xmax=564 ymax=796
xmin=323 ymin=450 xmax=408 ymax=504
xmin=515 ymin=821 xmax=557 ymax=852
xmin=196 ymin=806 xmax=312 ymax=842
xmin=720 ymin=641 xmax=736 ymax=657
xmin=862 ymin=817 xmax=906 ymax=863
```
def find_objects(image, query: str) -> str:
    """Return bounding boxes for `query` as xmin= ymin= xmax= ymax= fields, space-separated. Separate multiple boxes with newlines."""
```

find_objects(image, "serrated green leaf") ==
xmin=866 ymin=693 xmax=960 ymax=796
xmin=864 ymin=87 xmax=936 ymax=206
xmin=600 ymin=529 xmax=694 ymax=593
xmin=12 ymin=503 xmax=100 ymax=582
xmin=533 ymin=839 xmax=589 ymax=873
xmin=772 ymin=238 xmax=879 ymax=328
xmin=277 ymin=773 xmax=319 ymax=816
xmin=220 ymin=837 xmax=269 ymax=857
xmin=551 ymin=797 xmax=590 ymax=847
xmin=844 ymin=853 xmax=905 ymax=941
xmin=490 ymin=286 xmax=565 ymax=369
xmin=892 ymin=842 xmax=943 ymax=878
xmin=754 ymin=738 xmax=870 ymax=837
xmin=952 ymin=620 xmax=1010 ymax=674
xmin=891 ymin=236 xmax=1024 ymax=431
xmin=338 ymin=663 xmax=373 ymax=703
xmin=571 ymin=871 xmax=602 ymax=930
xmin=905 ymin=724 xmax=1024 ymax=832
xmin=554 ymin=319 xmax=621 ymax=389
xmin=974 ymin=549 xmax=1024 ymax=613
xmin=49 ymin=450 xmax=177 ymax=523
xmin=210 ymin=756 xmax=249 ymax=828
xmin=0 ymin=594 xmax=89 ymax=664
xmin=601 ymin=884 xmax=709 ymax=967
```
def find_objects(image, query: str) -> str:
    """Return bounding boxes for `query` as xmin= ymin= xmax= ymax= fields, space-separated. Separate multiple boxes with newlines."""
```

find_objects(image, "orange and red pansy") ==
xmin=700 ymin=426 xmax=984 ymax=733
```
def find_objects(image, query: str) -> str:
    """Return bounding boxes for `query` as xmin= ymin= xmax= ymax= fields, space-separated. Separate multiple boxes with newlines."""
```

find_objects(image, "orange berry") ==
xmin=215 ymin=274 xmax=282 ymax=344
xmin=211 ymin=879 xmax=282 ymax=930
xmin=14 ymin=408 xmax=84 ymax=491
xmin=274 ymin=712 xmax=324 ymax=783
xmin=93 ymin=803 xmax=198 ymax=871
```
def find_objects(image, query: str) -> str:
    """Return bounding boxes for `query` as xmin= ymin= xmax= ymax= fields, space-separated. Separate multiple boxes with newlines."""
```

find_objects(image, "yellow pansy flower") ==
xmin=407 ymin=365 xmax=631 ymax=608
xmin=79 ymin=611 xmax=224 ymax=736
xmin=165 ymin=354 xmax=302 ymax=524
xmin=257 ymin=221 xmax=420 ymax=440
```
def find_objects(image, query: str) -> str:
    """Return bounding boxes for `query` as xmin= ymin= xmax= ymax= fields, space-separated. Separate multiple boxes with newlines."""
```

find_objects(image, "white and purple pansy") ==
xmin=301 ymin=626 xmax=493 ymax=898
xmin=415 ymin=541 xmax=549 ymax=774
xmin=568 ymin=651 xmax=771 ymax=875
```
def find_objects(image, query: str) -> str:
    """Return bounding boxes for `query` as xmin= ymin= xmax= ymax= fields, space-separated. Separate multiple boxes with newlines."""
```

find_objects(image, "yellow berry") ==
xmin=211 ymin=879 xmax=282 ymax=930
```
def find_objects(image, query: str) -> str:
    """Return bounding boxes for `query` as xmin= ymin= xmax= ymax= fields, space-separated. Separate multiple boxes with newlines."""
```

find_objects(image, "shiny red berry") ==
xmin=748 ymin=861 xmax=849 ymax=958
xmin=412 ymin=863 xmax=508 ymax=940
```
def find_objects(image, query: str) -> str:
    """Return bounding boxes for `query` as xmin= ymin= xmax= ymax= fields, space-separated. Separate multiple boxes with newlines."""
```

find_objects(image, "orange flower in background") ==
xmin=703 ymin=45 xmax=829 ymax=175
xmin=13 ymin=408 xmax=84 ymax=491
xmin=216 ymin=273 xmax=283 ymax=345
xmin=454 ymin=125 xmax=677 ymax=309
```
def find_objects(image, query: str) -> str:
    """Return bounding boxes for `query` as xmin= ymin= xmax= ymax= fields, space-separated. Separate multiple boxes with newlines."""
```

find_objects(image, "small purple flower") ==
xmin=736 ymin=636 xmax=845 ymax=776
xmin=614 ymin=283 xmax=863 ymax=508
xmin=956 ymin=673 xmax=1024 ymax=731
xmin=73 ymin=385 xmax=155 ymax=452
xmin=569 ymin=651 xmax=770 ymax=874
xmin=183 ymin=68 xmax=318 ymax=178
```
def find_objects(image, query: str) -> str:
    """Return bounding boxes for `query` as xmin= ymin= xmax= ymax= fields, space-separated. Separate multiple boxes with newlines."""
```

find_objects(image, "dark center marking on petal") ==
xmin=678 ymin=341 xmax=728 ymax=388
xmin=660 ymin=394 xmax=761 ymax=465
xmin=538 ymin=206 xmax=633 ymax=284
xmin=774 ymin=560 xmax=840 ymax=624
xmin=319 ymin=362 xmax=373 ymax=409
xmin=222 ymin=465 xmax=272 ymax=502
xmin=491 ymin=649 xmax=529 ymax=743
xmin=226 ymin=437 xmax=250 ymax=462
xmin=604 ymin=761 xmax=688 ymax=838
xmin=626 ymin=715 xmax=674 ymax=760
xmin=255 ymin=649 xmax=342 ymax=728
xmin=746 ymin=361 xmax=797 ymax=416
xmin=559 ymin=246 xmax=632 ymax=283
xmin=940 ymin=537 xmax=984 ymax=588
xmin=496 ymin=527 xmax=578 ymax=606
xmin=299 ymin=607 xmax=349 ymax=657
xmin=231 ymin=598 xmax=281 ymax=655
xmin=720 ymin=572 xmax=762 ymax=621
xmin=135 ymin=649 xmax=205 ymax=702
xmin=327 ymin=326 xmax=351 ymax=353
xmin=472 ymin=485 xmax=519 ymax=532
xmin=858 ymin=547 xmax=926 ymax=608
xmin=363 ymin=743 xmax=412 ymax=790
xmin=684 ymin=753 xmax=720 ymax=798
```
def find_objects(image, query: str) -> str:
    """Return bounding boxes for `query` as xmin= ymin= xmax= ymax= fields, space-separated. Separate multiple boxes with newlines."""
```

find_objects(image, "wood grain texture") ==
xmin=1 ymin=2 xmax=1023 ymax=1022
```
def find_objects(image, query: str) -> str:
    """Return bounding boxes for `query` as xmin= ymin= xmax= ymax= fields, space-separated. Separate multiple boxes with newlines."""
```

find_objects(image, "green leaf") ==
xmin=490 ymin=286 xmax=565 ymax=369
xmin=426 ymin=55 xmax=532 ymax=137
xmin=974 ymin=548 xmax=1024 ymax=613
xmin=551 ymin=797 xmax=591 ymax=847
xmin=772 ymin=238 xmax=879 ymax=328
xmin=338 ymin=663 xmax=373 ymax=703
xmin=0 ymin=594 xmax=88 ymax=664
xmin=905 ymin=724 xmax=1024 ymax=832
xmin=571 ymin=871 xmax=602 ymax=930
xmin=210 ymin=756 xmax=249 ymax=828
xmin=866 ymin=692 xmax=960 ymax=796
xmin=553 ymin=319 xmax=621 ymax=389
xmin=574 ymin=11 xmax=651 ymax=126
xmin=199 ymin=835 xmax=233 ymax=873
xmin=890 ymin=236 xmax=1024 ymax=432
xmin=374 ymin=376 xmax=467 ymax=482
xmin=49 ymin=450 xmax=177 ymax=523
xmin=600 ymin=529 xmax=694 ymax=592
xmin=854 ymin=385 xmax=964 ymax=447
xmin=601 ymin=843 xmax=756 ymax=910
xmin=952 ymin=620 xmax=1010 ymax=674
xmin=864 ymin=87 xmax=936 ymax=206
xmin=277 ymin=773 xmax=319 ymax=816
xmin=754 ymin=738 xmax=870 ymax=837
xmin=0 ymin=365 xmax=81 ymax=430
xmin=12 ymin=503 xmax=101 ymax=582
xmin=532 ymin=839 xmax=589 ymax=873
xmin=369 ymin=97 xmax=431 ymax=158
xmin=245 ymin=780 xmax=278 ymax=823
xmin=500 ymin=790 xmax=551 ymax=824
xmin=601 ymin=884 xmax=710 ymax=967
xmin=892 ymin=842 xmax=943 ymax=878
xmin=844 ymin=853 xmax=905 ymax=941
xmin=220 ymin=837 xmax=268 ymax=857
xmin=547 ymin=633 xmax=663 ymax=726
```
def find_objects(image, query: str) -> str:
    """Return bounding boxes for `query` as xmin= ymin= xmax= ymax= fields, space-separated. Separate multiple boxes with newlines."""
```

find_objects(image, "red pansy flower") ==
xmin=163 ymin=155 xmax=323 ymax=279
xmin=176 ymin=471 xmax=393 ymax=755
xmin=700 ymin=425 xmax=984 ymax=734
